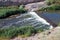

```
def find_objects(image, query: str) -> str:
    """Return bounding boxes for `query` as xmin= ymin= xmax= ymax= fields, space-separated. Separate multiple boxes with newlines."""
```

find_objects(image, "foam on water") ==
xmin=0 ymin=11 xmax=53 ymax=29
xmin=29 ymin=12 xmax=53 ymax=29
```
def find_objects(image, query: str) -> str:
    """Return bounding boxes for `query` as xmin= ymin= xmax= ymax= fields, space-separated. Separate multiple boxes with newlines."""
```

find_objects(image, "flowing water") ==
xmin=0 ymin=12 xmax=53 ymax=29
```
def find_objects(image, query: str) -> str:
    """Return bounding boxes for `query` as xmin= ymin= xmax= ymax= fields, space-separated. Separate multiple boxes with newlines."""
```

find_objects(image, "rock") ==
xmin=25 ymin=1 xmax=47 ymax=11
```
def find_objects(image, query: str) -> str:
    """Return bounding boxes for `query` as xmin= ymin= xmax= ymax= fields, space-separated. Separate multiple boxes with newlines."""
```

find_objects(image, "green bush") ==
xmin=40 ymin=4 xmax=60 ymax=11
xmin=46 ymin=0 xmax=55 ymax=5
xmin=46 ymin=0 xmax=60 ymax=5
xmin=46 ymin=4 xmax=60 ymax=10
xmin=42 ymin=0 xmax=60 ymax=11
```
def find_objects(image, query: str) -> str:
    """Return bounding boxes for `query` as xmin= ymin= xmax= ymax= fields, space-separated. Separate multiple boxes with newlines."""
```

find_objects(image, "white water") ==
xmin=28 ymin=12 xmax=53 ymax=29
xmin=0 ymin=11 xmax=53 ymax=29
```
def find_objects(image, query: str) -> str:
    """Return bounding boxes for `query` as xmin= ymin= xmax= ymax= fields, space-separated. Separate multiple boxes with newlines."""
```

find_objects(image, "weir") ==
xmin=0 ymin=12 xmax=53 ymax=29
xmin=37 ymin=12 xmax=60 ymax=27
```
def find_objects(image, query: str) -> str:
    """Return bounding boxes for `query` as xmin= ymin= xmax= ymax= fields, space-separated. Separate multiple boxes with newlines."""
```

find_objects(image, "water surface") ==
xmin=0 ymin=12 xmax=52 ymax=30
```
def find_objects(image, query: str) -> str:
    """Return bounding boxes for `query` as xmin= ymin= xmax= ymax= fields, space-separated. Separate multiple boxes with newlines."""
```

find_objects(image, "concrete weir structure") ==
xmin=37 ymin=12 xmax=60 ymax=27
xmin=0 ymin=12 xmax=53 ymax=30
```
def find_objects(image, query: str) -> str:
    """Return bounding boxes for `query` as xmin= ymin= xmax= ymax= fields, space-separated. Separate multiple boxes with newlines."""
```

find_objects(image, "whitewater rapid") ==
xmin=0 ymin=11 xmax=53 ymax=29
xmin=28 ymin=12 xmax=53 ymax=29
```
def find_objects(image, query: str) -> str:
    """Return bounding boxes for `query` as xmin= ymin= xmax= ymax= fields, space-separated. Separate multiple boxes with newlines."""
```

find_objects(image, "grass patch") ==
xmin=39 ymin=4 xmax=60 ymax=11
xmin=0 ymin=9 xmax=27 ymax=19
xmin=0 ymin=5 xmax=27 ymax=19
xmin=0 ymin=6 xmax=18 ymax=16
xmin=39 ymin=0 xmax=60 ymax=11
xmin=0 ymin=26 xmax=45 ymax=39
xmin=46 ymin=0 xmax=60 ymax=5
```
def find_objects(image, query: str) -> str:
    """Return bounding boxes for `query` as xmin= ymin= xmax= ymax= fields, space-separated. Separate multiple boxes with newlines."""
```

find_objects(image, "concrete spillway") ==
xmin=37 ymin=12 xmax=60 ymax=27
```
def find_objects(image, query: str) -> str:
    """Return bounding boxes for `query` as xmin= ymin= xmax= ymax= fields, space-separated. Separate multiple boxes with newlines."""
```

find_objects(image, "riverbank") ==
xmin=0 ymin=6 xmax=27 ymax=19
xmin=11 ymin=27 xmax=60 ymax=40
